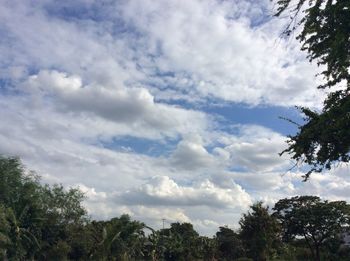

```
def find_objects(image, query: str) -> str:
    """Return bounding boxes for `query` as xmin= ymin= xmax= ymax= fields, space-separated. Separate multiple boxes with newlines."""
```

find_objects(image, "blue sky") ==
xmin=0 ymin=0 xmax=348 ymax=235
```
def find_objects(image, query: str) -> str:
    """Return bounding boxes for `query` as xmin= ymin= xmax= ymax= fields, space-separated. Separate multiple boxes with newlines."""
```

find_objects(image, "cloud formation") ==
xmin=0 ymin=0 xmax=348 ymax=236
xmin=121 ymin=176 xmax=252 ymax=209
xmin=120 ymin=0 xmax=324 ymax=107
xmin=24 ymin=70 xmax=208 ymax=139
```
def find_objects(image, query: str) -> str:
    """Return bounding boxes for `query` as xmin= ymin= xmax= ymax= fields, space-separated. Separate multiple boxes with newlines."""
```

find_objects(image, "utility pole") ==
xmin=162 ymin=218 xmax=166 ymax=229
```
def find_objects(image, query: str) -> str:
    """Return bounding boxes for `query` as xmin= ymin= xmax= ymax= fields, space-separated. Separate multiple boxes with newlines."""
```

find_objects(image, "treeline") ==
xmin=1 ymin=156 xmax=350 ymax=261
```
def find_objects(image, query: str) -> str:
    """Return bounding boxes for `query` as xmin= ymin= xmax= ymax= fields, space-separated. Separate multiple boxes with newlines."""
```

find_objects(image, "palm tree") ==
xmin=92 ymin=214 xmax=149 ymax=260
xmin=5 ymin=206 xmax=41 ymax=260
xmin=0 ymin=204 xmax=11 ymax=260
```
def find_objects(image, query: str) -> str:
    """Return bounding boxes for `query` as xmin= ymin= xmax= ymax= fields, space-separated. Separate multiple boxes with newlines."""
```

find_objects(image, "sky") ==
xmin=1 ymin=0 xmax=350 ymax=236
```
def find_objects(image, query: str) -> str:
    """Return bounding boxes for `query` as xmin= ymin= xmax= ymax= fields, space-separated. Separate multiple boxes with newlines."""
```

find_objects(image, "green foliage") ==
xmin=282 ymin=92 xmax=350 ymax=180
xmin=273 ymin=196 xmax=350 ymax=261
xmin=216 ymin=226 xmax=244 ymax=260
xmin=0 ymin=157 xmax=44 ymax=259
xmin=275 ymin=0 xmax=350 ymax=178
xmin=198 ymin=236 xmax=217 ymax=261
xmin=239 ymin=202 xmax=281 ymax=261
xmin=0 ymin=204 xmax=11 ymax=259
xmin=275 ymin=0 xmax=350 ymax=88
xmin=2 ymin=155 xmax=350 ymax=260
xmin=38 ymin=184 xmax=88 ymax=259
xmin=90 ymin=214 xmax=149 ymax=260
xmin=159 ymin=222 xmax=202 ymax=261
xmin=0 ymin=156 xmax=88 ymax=260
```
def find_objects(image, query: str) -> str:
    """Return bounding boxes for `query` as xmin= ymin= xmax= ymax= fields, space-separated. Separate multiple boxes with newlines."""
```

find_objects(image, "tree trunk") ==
xmin=303 ymin=235 xmax=316 ymax=261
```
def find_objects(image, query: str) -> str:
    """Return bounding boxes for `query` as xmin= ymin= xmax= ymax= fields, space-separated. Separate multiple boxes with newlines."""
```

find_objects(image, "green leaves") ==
xmin=281 ymin=93 xmax=350 ymax=180
xmin=89 ymin=214 xmax=149 ymax=260
xmin=216 ymin=226 xmax=244 ymax=260
xmin=275 ymin=0 xmax=350 ymax=88
xmin=275 ymin=0 xmax=350 ymax=178
xmin=1 ymin=155 xmax=349 ymax=260
xmin=273 ymin=196 xmax=350 ymax=261
xmin=0 ymin=156 xmax=88 ymax=260
xmin=0 ymin=205 xmax=11 ymax=259
xmin=159 ymin=222 xmax=203 ymax=261
xmin=239 ymin=202 xmax=281 ymax=261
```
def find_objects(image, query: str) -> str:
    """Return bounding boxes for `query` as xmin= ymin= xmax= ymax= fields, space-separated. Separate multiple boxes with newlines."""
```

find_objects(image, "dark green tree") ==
xmin=273 ymin=196 xmax=350 ymax=261
xmin=0 ymin=156 xmax=88 ymax=260
xmin=38 ymin=184 xmax=87 ymax=259
xmin=160 ymin=222 xmax=202 ymax=261
xmin=275 ymin=0 xmax=350 ymax=179
xmin=216 ymin=226 xmax=244 ymax=260
xmin=0 ymin=205 xmax=12 ymax=259
xmin=92 ymin=214 xmax=148 ymax=260
xmin=0 ymin=157 xmax=44 ymax=259
xmin=239 ymin=202 xmax=281 ymax=261
xmin=198 ymin=236 xmax=217 ymax=261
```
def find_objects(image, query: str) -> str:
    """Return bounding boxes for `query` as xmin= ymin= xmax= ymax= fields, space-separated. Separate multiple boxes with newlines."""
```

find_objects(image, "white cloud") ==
xmin=0 ymin=0 xmax=325 ymax=108
xmin=121 ymin=176 xmax=252 ymax=209
xmin=120 ymin=0 xmax=325 ymax=108
xmin=218 ymin=125 xmax=291 ymax=172
xmin=132 ymin=206 xmax=191 ymax=224
xmin=170 ymin=134 xmax=214 ymax=170
xmin=23 ymin=70 xmax=209 ymax=139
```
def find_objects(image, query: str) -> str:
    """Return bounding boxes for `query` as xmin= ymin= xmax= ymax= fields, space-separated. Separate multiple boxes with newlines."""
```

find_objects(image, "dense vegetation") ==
xmin=1 ymin=156 xmax=350 ymax=261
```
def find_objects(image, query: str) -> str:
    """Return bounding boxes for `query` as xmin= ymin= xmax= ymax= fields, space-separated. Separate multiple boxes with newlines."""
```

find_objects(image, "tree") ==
xmin=0 ymin=156 xmax=89 ymax=260
xmin=38 ymin=184 xmax=87 ymax=258
xmin=273 ymin=196 xmax=350 ymax=261
xmin=160 ymin=222 xmax=202 ymax=261
xmin=275 ymin=0 xmax=350 ymax=179
xmin=198 ymin=236 xmax=217 ymax=261
xmin=0 ymin=204 xmax=11 ymax=259
xmin=239 ymin=202 xmax=281 ymax=261
xmin=0 ymin=157 xmax=45 ymax=259
xmin=92 ymin=214 xmax=148 ymax=260
xmin=216 ymin=226 xmax=244 ymax=260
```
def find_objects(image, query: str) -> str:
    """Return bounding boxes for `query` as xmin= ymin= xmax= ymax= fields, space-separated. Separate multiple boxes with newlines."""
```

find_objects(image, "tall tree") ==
xmin=0 ymin=204 xmax=11 ymax=259
xmin=216 ymin=226 xmax=244 ymax=260
xmin=92 ymin=214 xmax=148 ymax=260
xmin=0 ymin=157 xmax=44 ymax=259
xmin=239 ymin=202 xmax=281 ymax=261
xmin=38 ymin=184 xmax=88 ymax=259
xmin=275 ymin=0 xmax=350 ymax=179
xmin=0 ymin=156 xmax=88 ymax=260
xmin=160 ymin=222 xmax=202 ymax=261
xmin=198 ymin=236 xmax=217 ymax=261
xmin=273 ymin=196 xmax=350 ymax=261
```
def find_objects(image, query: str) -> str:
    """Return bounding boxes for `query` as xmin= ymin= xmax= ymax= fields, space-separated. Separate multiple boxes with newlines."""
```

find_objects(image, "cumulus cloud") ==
xmin=23 ymin=70 xmax=208 ymax=138
xmin=121 ymin=176 xmax=252 ymax=209
xmin=169 ymin=134 xmax=214 ymax=170
xmin=218 ymin=125 xmax=291 ymax=172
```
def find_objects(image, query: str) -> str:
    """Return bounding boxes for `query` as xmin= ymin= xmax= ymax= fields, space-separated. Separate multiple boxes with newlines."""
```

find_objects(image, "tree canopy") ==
xmin=275 ymin=0 xmax=350 ymax=179
xmin=273 ymin=195 xmax=350 ymax=261
xmin=216 ymin=226 xmax=244 ymax=260
xmin=239 ymin=202 xmax=281 ymax=261
xmin=0 ymin=156 xmax=88 ymax=260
